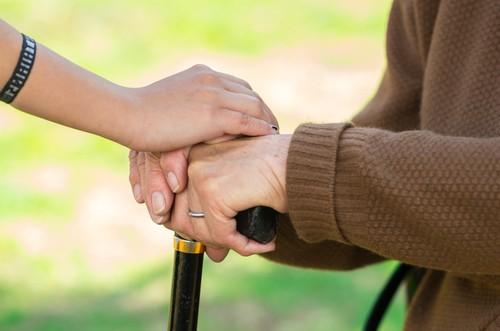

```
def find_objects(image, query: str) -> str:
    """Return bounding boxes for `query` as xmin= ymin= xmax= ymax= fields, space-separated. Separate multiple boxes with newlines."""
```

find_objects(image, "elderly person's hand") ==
xmin=166 ymin=134 xmax=291 ymax=262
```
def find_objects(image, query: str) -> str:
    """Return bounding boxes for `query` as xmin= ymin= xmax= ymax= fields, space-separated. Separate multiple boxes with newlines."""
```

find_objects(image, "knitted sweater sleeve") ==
xmin=263 ymin=214 xmax=384 ymax=270
xmin=263 ymin=0 xmax=439 ymax=271
xmin=287 ymin=123 xmax=500 ymax=275
xmin=262 ymin=123 xmax=386 ymax=271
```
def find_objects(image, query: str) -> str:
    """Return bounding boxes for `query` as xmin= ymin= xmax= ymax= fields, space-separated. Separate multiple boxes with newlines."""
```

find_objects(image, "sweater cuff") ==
xmin=286 ymin=123 xmax=352 ymax=244
xmin=333 ymin=128 xmax=372 ymax=244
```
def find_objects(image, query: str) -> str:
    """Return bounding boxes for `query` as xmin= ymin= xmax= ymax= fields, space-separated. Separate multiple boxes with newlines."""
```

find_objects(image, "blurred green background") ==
xmin=0 ymin=0 xmax=406 ymax=330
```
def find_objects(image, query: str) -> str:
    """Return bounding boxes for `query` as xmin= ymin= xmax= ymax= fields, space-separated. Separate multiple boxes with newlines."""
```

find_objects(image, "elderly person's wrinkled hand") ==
xmin=165 ymin=134 xmax=291 ymax=262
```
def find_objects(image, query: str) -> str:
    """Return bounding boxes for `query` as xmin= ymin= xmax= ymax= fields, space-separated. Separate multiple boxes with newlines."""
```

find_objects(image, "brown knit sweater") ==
xmin=265 ymin=0 xmax=500 ymax=330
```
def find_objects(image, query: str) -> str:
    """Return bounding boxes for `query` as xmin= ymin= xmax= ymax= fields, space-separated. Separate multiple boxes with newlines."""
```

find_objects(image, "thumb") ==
xmin=160 ymin=147 xmax=190 ymax=193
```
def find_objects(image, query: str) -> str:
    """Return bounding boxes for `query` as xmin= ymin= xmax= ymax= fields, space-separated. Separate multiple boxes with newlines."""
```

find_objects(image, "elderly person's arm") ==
xmin=165 ymin=127 xmax=500 ymax=277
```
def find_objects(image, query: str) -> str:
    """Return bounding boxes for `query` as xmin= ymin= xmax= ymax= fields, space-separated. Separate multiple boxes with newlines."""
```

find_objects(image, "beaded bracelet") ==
xmin=0 ymin=34 xmax=37 ymax=104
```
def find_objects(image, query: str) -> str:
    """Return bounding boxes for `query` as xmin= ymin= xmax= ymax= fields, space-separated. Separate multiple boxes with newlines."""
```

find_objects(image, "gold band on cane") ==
xmin=173 ymin=236 xmax=205 ymax=254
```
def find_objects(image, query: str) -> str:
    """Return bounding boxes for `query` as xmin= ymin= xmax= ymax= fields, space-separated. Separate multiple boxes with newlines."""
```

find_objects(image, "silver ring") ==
xmin=188 ymin=210 xmax=205 ymax=218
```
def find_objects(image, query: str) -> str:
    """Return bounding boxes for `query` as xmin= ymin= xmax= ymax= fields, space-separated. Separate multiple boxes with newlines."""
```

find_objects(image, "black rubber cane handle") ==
xmin=235 ymin=206 xmax=278 ymax=244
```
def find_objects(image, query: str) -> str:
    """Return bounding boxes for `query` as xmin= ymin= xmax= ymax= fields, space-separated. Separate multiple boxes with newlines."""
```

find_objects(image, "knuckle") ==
xmin=159 ymin=153 xmax=173 ymax=169
xmin=238 ymin=112 xmax=251 ymax=128
xmin=129 ymin=173 xmax=138 ymax=183
xmin=192 ymin=63 xmax=210 ymax=72
xmin=160 ymin=151 xmax=183 ymax=169
xmin=128 ymin=150 xmax=138 ymax=160
xmin=197 ymin=71 xmax=220 ymax=85
xmin=242 ymin=80 xmax=252 ymax=90
xmin=224 ymin=236 xmax=249 ymax=256
xmin=236 ymin=247 xmax=252 ymax=257
xmin=136 ymin=153 xmax=146 ymax=168
xmin=187 ymin=161 xmax=203 ymax=180
xmin=144 ymin=169 xmax=163 ymax=185
xmin=147 ymin=163 xmax=165 ymax=177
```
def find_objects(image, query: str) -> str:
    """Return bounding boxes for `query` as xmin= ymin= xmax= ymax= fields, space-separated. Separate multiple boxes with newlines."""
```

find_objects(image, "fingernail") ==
xmin=271 ymin=125 xmax=279 ymax=133
xmin=167 ymin=172 xmax=180 ymax=193
xmin=152 ymin=191 xmax=166 ymax=215
xmin=133 ymin=184 xmax=142 ymax=201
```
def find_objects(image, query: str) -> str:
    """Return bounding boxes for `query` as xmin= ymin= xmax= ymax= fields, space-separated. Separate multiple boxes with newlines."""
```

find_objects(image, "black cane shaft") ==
xmin=168 ymin=206 xmax=278 ymax=331
xmin=168 ymin=248 xmax=204 ymax=331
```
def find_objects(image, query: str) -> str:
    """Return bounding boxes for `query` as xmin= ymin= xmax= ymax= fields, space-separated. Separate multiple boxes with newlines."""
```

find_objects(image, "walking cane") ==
xmin=168 ymin=206 xmax=278 ymax=331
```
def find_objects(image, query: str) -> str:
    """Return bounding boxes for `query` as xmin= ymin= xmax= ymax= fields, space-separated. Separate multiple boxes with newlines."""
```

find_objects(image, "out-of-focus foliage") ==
xmin=0 ymin=1 xmax=405 ymax=330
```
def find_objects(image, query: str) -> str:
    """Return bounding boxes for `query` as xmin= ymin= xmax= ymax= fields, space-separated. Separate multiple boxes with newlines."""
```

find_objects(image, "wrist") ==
xmin=264 ymin=134 xmax=291 ymax=213
xmin=114 ymin=85 xmax=144 ymax=149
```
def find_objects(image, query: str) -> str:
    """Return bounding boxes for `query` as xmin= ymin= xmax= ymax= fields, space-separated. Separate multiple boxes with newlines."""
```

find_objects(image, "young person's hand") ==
xmin=165 ymin=134 xmax=291 ymax=262
xmin=0 ymin=20 xmax=277 ymax=151
xmin=125 ymin=64 xmax=278 ymax=151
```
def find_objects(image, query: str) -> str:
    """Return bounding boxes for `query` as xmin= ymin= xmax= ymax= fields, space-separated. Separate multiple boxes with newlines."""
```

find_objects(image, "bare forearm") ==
xmin=0 ymin=20 xmax=22 ymax=88
xmin=0 ymin=19 xmax=136 ymax=146
xmin=1 ymin=19 xmax=276 ymax=153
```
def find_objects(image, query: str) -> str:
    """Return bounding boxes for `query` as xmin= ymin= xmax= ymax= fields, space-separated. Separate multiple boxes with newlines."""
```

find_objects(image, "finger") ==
xmin=187 ymin=184 xmax=212 ymax=243
xmin=138 ymin=151 xmax=160 ymax=222
xmin=220 ymin=81 xmax=279 ymax=131
xmin=160 ymin=148 xmax=190 ymax=194
xmin=170 ymin=190 xmax=196 ymax=238
xmin=128 ymin=150 xmax=144 ymax=203
xmin=191 ymin=182 xmax=248 ymax=252
xmin=137 ymin=151 xmax=146 ymax=199
xmin=162 ymin=219 xmax=194 ymax=241
xmin=221 ymin=79 xmax=254 ymax=96
xmin=258 ymin=95 xmax=279 ymax=129
xmin=205 ymin=134 xmax=238 ymax=144
xmin=215 ymin=71 xmax=253 ymax=90
xmin=144 ymin=152 xmax=174 ymax=224
xmin=205 ymin=246 xmax=229 ymax=263
xmin=199 ymin=194 xmax=276 ymax=256
xmin=225 ymin=231 xmax=276 ymax=257
xmin=220 ymin=91 xmax=266 ymax=120
xmin=221 ymin=109 xmax=276 ymax=137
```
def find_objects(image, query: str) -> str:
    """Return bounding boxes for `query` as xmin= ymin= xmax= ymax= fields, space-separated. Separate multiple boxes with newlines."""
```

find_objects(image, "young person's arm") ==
xmin=0 ymin=19 xmax=277 ymax=152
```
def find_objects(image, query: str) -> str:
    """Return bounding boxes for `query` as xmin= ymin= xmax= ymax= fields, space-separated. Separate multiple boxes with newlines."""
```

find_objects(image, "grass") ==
xmin=1 ymin=0 xmax=392 ymax=78
xmin=0 ymin=1 xmax=401 ymax=330
xmin=0 ymin=253 xmax=405 ymax=331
